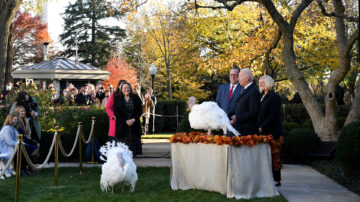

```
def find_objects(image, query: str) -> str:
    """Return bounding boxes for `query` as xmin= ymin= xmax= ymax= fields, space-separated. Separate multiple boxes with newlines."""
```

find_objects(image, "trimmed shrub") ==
xmin=40 ymin=106 xmax=108 ymax=162
xmin=338 ymin=116 xmax=346 ymax=129
xmin=282 ymin=122 xmax=300 ymax=135
xmin=283 ymin=104 xmax=310 ymax=123
xmin=282 ymin=128 xmax=320 ymax=160
xmin=336 ymin=120 xmax=360 ymax=173
xmin=303 ymin=119 xmax=313 ymax=129
xmin=151 ymin=100 xmax=187 ymax=133
xmin=176 ymin=111 xmax=191 ymax=133
xmin=283 ymin=104 xmax=351 ymax=126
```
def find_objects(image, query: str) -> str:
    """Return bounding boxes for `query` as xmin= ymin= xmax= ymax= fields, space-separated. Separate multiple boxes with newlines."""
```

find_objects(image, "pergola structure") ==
xmin=11 ymin=57 xmax=110 ymax=94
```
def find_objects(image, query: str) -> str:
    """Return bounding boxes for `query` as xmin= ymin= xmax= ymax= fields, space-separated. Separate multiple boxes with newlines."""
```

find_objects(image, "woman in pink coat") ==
xmin=106 ymin=80 xmax=126 ymax=141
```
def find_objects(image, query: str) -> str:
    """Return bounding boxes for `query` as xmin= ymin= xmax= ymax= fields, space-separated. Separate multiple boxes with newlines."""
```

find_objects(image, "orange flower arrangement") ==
xmin=169 ymin=132 xmax=273 ymax=147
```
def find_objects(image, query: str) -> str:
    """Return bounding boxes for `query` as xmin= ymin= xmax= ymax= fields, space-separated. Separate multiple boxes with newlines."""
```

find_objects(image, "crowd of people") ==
xmin=0 ymin=80 xmax=156 ymax=178
xmin=0 ymin=90 xmax=41 ymax=177
xmin=216 ymin=67 xmax=283 ymax=187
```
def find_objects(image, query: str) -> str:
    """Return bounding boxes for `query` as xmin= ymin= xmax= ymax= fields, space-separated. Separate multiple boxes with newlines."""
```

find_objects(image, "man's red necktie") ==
xmin=229 ymin=85 xmax=234 ymax=99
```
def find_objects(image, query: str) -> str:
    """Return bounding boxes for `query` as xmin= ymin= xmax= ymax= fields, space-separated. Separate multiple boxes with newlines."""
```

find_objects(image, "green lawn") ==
xmin=141 ymin=133 xmax=173 ymax=139
xmin=0 ymin=167 xmax=286 ymax=202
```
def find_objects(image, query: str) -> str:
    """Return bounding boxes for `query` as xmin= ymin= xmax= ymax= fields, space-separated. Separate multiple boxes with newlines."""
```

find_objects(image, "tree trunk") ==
xmin=5 ymin=23 xmax=14 ymax=84
xmin=166 ymin=62 xmax=172 ymax=100
xmin=91 ymin=9 xmax=96 ymax=66
xmin=0 ymin=0 xmax=20 ymax=89
xmin=281 ymin=33 xmax=336 ymax=140
xmin=345 ymin=77 xmax=360 ymax=125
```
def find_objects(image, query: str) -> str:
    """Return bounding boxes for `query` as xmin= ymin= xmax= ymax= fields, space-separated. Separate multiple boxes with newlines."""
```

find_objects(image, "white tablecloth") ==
xmin=170 ymin=143 xmax=279 ymax=199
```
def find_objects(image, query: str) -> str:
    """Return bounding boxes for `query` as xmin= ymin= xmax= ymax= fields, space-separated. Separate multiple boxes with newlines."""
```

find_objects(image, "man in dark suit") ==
xmin=75 ymin=85 xmax=88 ymax=106
xmin=230 ymin=68 xmax=260 ymax=136
xmin=216 ymin=66 xmax=243 ymax=136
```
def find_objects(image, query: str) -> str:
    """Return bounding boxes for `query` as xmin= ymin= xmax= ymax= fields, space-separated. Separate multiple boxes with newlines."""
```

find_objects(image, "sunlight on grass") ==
xmin=141 ymin=134 xmax=173 ymax=139
xmin=0 ymin=167 xmax=286 ymax=202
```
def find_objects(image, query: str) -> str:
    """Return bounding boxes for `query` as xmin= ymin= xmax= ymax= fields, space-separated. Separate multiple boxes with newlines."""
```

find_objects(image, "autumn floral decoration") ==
xmin=169 ymin=131 xmax=273 ymax=147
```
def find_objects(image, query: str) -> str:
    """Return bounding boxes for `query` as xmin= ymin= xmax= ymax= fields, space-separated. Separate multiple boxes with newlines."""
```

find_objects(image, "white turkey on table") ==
xmin=99 ymin=141 xmax=138 ymax=193
xmin=188 ymin=96 xmax=240 ymax=136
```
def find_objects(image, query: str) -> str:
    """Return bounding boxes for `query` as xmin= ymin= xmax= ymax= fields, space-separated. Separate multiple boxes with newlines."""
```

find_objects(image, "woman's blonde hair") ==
xmin=15 ymin=105 xmax=25 ymax=113
xmin=3 ymin=112 xmax=20 ymax=126
xmin=259 ymin=75 xmax=275 ymax=93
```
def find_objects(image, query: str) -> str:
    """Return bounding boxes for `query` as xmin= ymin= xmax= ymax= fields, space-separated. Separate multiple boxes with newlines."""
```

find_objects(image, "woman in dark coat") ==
xmin=258 ymin=75 xmax=283 ymax=186
xmin=113 ymin=82 xmax=143 ymax=155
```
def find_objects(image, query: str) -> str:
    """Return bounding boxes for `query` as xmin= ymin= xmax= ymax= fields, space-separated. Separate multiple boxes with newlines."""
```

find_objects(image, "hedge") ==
xmin=336 ymin=120 xmax=360 ymax=174
xmin=149 ymin=100 xmax=187 ymax=133
xmin=282 ymin=128 xmax=320 ymax=160
xmin=283 ymin=104 xmax=350 ymax=126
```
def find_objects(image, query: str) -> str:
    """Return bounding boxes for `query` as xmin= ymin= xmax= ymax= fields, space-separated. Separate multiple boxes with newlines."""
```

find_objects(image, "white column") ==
xmin=53 ymin=80 xmax=60 ymax=97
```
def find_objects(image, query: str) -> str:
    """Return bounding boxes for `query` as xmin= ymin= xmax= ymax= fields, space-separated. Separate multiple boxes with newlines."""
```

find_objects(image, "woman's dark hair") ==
xmin=115 ymin=80 xmax=127 ymax=97
xmin=14 ymin=91 xmax=35 ymax=118
xmin=15 ymin=91 xmax=32 ymax=104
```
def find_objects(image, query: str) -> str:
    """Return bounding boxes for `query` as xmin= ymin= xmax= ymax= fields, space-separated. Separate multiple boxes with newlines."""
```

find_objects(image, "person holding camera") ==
xmin=10 ymin=91 xmax=41 ymax=141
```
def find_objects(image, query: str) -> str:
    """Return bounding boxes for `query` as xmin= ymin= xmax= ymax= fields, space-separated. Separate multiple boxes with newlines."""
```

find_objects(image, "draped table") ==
xmin=170 ymin=143 xmax=279 ymax=199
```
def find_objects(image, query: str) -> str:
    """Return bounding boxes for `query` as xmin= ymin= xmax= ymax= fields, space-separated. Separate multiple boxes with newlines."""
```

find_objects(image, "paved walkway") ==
xmin=277 ymin=164 xmax=360 ymax=202
xmin=49 ymin=139 xmax=359 ymax=202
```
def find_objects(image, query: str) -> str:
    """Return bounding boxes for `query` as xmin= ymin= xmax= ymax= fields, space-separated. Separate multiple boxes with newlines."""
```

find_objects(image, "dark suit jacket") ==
xmin=231 ymin=83 xmax=260 ymax=135
xmin=258 ymin=90 xmax=283 ymax=139
xmin=216 ymin=83 xmax=243 ymax=116
xmin=75 ymin=93 xmax=87 ymax=106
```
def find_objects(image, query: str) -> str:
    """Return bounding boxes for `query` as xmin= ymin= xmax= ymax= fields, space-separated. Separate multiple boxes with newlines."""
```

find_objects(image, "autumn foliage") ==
xmin=12 ymin=10 xmax=52 ymax=65
xmin=102 ymin=55 xmax=139 ymax=90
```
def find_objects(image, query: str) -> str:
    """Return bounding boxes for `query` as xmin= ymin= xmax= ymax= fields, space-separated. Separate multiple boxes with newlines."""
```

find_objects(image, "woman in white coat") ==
xmin=0 ymin=112 xmax=19 ymax=177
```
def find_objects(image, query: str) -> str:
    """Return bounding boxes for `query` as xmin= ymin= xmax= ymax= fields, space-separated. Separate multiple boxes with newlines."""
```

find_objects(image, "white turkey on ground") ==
xmin=99 ymin=141 xmax=138 ymax=193
xmin=188 ymin=96 xmax=240 ymax=136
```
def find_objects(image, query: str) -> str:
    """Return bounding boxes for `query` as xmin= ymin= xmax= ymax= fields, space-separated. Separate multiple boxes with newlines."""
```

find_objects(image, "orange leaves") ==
xmin=102 ymin=54 xmax=139 ymax=90
xmin=270 ymin=139 xmax=283 ymax=171
xmin=169 ymin=132 xmax=273 ymax=147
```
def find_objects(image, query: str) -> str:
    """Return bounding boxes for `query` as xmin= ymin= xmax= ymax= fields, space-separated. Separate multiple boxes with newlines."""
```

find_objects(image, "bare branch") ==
xmin=345 ymin=29 xmax=359 ymax=54
xmin=290 ymin=0 xmax=315 ymax=30
xmin=260 ymin=0 xmax=289 ymax=32
xmin=263 ymin=30 xmax=282 ymax=73
xmin=194 ymin=0 xmax=249 ymax=11
xmin=316 ymin=0 xmax=359 ymax=22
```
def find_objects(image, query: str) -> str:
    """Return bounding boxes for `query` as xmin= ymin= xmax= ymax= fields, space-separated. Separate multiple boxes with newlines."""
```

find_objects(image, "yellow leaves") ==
xmin=47 ymin=127 xmax=65 ymax=133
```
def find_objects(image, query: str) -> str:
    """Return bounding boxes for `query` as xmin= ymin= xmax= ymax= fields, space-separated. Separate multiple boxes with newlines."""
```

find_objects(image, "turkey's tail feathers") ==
xmin=226 ymin=123 xmax=241 ymax=136
xmin=100 ymin=141 xmax=133 ymax=161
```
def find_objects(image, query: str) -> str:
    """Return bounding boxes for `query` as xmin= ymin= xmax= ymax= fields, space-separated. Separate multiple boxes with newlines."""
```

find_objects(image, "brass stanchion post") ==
xmin=54 ymin=127 xmax=59 ymax=187
xmin=78 ymin=122 xmax=83 ymax=174
xmin=14 ymin=134 xmax=23 ymax=202
xmin=88 ymin=117 xmax=98 ymax=164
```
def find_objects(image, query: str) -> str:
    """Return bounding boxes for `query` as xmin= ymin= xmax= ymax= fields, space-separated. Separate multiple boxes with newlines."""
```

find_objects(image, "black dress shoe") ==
xmin=275 ymin=182 xmax=281 ymax=187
